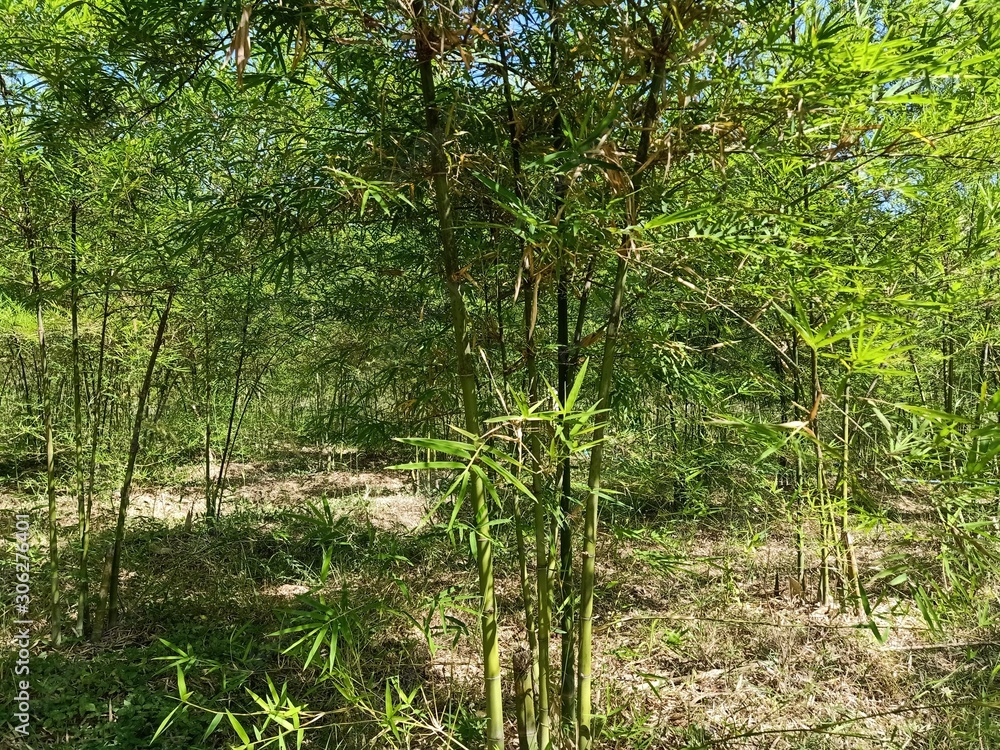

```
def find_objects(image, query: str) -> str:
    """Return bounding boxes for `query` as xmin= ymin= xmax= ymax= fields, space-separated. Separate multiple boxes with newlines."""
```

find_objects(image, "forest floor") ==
xmin=1 ymin=452 xmax=997 ymax=749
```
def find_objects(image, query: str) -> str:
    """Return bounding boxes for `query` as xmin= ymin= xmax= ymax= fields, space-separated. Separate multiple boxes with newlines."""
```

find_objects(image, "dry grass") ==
xmin=2 ymin=464 xmax=997 ymax=749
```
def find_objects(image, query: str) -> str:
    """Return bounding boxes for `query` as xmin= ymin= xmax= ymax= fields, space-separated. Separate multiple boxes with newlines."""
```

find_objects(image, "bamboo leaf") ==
xmin=203 ymin=711 xmax=225 ymax=741
xmin=152 ymin=704 xmax=182 ymax=742
xmin=227 ymin=710 xmax=251 ymax=746
xmin=565 ymin=358 xmax=589 ymax=412
xmin=390 ymin=461 xmax=468 ymax=471
xmin=642 ymin=207 xmax=707 ymax=230
xmin=176 ymin=667 xmax=189 ymax=701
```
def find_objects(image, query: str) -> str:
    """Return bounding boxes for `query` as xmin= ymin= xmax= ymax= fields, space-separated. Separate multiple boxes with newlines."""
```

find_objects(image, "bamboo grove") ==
xmin=3 ymin=0 xmax=1000 ymax=748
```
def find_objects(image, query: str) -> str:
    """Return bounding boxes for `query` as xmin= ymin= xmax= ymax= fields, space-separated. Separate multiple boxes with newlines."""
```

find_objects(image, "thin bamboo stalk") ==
xmin=414 ymin=5 xmax=503 ymax=745
xmin=71 ymin=204 xmax=90 ymax=638
xmin=32 ymin=248 xmax=60 ymax=646
xmin=86 ymin=284 xmax=110 ymax=552
xmin=577 ymin=17 xmax=672 ymax=747
xmin=792 ymin=334 xmax=806 ymax=589
xmin=811 ymin=346 xmax=831 ymax=607
xmin=526 ymin=269 xmax=553 ymax=749
xmin=840 ymin=377 xmax=861 ymax=614
xmin=104 ymin=289 xmax=175 ymax=633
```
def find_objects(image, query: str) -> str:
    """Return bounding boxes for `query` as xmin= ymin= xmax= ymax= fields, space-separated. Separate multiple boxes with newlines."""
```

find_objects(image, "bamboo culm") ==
xmin=32 ymin=248 xmax=61 ymax=646
xmin=104 ymin=289 xmax=175 ymax=634
xmin=414 ymin=5 xmax=504 ymax=746
xmin=70 ymin=203 xmax=90 ymax=638
xmin=577 ymin=18 xmax=672 ymax=748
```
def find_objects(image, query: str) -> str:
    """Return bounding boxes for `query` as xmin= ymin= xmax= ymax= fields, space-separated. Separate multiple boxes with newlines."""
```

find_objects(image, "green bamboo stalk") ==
xmin=528 ymin=276 xmax=553 ymax=749
xmin=71 ymin=204 xmax=90 ymax=638
xmin=534 ymin=479 xmax=554 ymax=749
xmin=413 ymin=5 xmax=503 ymax=746
xmin=91 ymin=546 xmax=113 ymax=641
xmin=576 ymin=258 xmax=626 ymax=750
xmin=105 ymin=289 xmax=174 ymax=632
xmin=811 ymin=346 xmax=831 ymax=607
xmin=32 ymin=248 xmax=60 ymax=646
xmin=513 ymin=497 xmax=538 ymax=734
xmin=203 ymin=274 xmax=214 ymax=519
xmin=514 ymin=647 xmax=538 ymax=750
xmin=525 ymin=267 xmax=553 ymax=749
xmin=577 ymin=22 xmax=671 ymax=748
xmin=556 ymin=253 xmax=575 ymax=728
xmin=792 ymin=335 xmax=806 ymax=589
xmin=499 ymin=37 xmax=545 ymax=737
xmin=547 ymin=0 xmax=575 ymax=721
xmin=840 ymin=376 xmax=861 ymax=614
xmin=85 ymin=284 xmax=110 ymax=640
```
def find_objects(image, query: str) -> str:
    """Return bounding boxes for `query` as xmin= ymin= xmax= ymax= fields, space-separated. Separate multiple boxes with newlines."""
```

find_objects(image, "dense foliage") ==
xmin=3 ymin=0 xmax=1000 ymax=748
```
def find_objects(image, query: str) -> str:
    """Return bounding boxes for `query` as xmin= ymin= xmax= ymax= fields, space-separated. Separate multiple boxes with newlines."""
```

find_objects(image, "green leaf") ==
xmin=176 ymin=666 xmax=189 ymax=701
xmin=642 ymin=207 xmax=707 ymax=230
xmin=896 ymin=404 xmax=971 ymax=424
xmin=565 ymin=358 xmax=589 ymax=412
xmin=152 ymin=704 xmax=182 ymax=742
xmin=857 ymin=578 xmax=887 ymax=644
xmin=227 ymin=710 xmax=251 ymax=746
xmin=203 ymin=711 xmax=225 ymax=741
xmin=393 ymin=437 xmax=473 ymax=458
xmin=390 ymin=461 xmax=467 ymax=471
xmin=303 ymin=625 xmax=327 ymax=669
